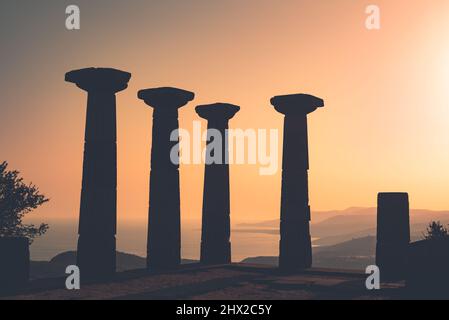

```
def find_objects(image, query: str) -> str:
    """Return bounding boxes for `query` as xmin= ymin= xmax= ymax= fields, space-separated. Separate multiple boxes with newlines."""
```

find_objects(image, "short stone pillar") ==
xmin=376 ymin=192 xmax=410 ymax=280
xmin=0 ymin=237 xmax=29 ymax=293
xmin=196 ymin=103 xmax=240 ymax=265
xmin=66 ymin=67 xmax=131 ymax=281
xmin=138 ymin=87 xmax=195 ymax=271
xmin=270 ymin=93 xmax=324 ymax=270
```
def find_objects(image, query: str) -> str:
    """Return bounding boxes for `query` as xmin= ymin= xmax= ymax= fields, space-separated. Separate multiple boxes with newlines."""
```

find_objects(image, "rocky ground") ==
xmin=2 ymin=264 xmax=406 ymax=300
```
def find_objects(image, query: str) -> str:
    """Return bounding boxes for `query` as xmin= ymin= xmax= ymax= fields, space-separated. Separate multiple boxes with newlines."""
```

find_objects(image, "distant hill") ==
xmin=314 ymin=209 xmax=449 ymax=235
xmin=314 ymin=236 xmax=376 ymax=256
xmin=240 ymin=256 xmax=278 ymax=265
xmin=236 ymin=208 xmax=378 ymax=228
xmin=31 ymin=251 xmax=196 ymax=280
xmin=238 ymin=208 xmax=449 ymax=228
xmin=312 ymin=229 xmax=375 ymax=246
xmin=241 ymin=236 xmax=376 ymax=271
xmin=236 ymin=208 xmax=449 ymax=246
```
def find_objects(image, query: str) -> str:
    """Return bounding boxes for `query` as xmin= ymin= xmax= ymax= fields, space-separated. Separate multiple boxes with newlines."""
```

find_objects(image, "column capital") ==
xmin=270 ymin=93 xmax=324 ymax=116
xmin=138 ymin=87 xmax=195 ymax=110
xmin=195 ymin=103 xmax=240 ymax=122
xmin=65 ymin=67 xmax=131 ymax=93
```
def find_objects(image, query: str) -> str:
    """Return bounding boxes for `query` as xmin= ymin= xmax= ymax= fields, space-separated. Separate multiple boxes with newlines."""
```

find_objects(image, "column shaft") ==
xmin=147 ymin=109 xmax=181 ymax=270
xmin=200 ymin=123 xmax=231 ymax=264
xmin=78 ymin=92 xmax=117 ymax=280
xmin=279 ymin=114 xmax=312 ymax=269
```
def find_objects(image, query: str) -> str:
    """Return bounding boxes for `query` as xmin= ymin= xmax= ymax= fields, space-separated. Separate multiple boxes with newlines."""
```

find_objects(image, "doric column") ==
xmin=65 ymin=67 xmax=131 ymax=281
xmin=376 ymin=192 xmax=410 ymax=280
xmin=196 ymin=103 xmax=240 ymax=265
xmin=138 ymin=87 xmax=195 ymax=271
xmin=270 ymin=93 xmax=324 ymax=270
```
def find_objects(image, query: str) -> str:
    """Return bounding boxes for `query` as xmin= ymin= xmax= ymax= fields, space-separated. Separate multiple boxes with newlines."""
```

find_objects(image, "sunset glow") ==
xmin=2 ymin=0 xmax=449 ymax=226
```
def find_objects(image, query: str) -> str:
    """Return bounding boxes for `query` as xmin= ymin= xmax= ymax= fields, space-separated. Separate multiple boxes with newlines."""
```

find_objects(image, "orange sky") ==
xmin=2 ymin=0 xmax=449 ymax=224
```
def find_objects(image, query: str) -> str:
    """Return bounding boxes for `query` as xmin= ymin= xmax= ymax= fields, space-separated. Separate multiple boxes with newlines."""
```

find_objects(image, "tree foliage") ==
xmin=0 ymin=161 xmax=49 ymax=243
xmin=424 ymin=221 xmax=449 ymax=241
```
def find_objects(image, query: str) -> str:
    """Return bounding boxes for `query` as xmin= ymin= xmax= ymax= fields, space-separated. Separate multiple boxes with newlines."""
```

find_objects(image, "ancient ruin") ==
xmin=66 ymin=67 xmax=131 ymax=281
xmin=196 ymin=103 xmax=240 ymax=265
xmin=138 ymin=87 xmax=195 ymax=271
xmin=270 ymin=94 xmax=324 ymax=270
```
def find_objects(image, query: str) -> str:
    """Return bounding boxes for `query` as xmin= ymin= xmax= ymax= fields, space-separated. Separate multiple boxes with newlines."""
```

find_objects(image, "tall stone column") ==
xmin=270 ymin=93 xmax=324 ymax=270
xmin=138 ymin=87 xmax=195 ymax=271
xmin=196 ymin=103 xmax=240 ymax=265
xmin=65 ymin=67 xmax=131 ymax=281
xmin=376 ymin=193 xmax=410 ymax=280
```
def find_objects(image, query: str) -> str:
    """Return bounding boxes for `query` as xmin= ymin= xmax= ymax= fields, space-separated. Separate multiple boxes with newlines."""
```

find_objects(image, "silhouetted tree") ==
xmin=424 ymin=221 xmax=448 ymax=241
xmin=0 ymin=161 xmax=49 ymax=243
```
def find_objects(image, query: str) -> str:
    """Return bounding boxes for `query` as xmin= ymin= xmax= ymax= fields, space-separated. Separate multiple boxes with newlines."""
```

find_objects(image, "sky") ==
xmin=1 ymin=0 xmax=449 ymax=225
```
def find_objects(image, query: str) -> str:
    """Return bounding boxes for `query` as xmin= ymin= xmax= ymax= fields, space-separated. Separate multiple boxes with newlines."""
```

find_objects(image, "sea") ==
xmin=29 ymin=219 xmax=285 ymax=262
